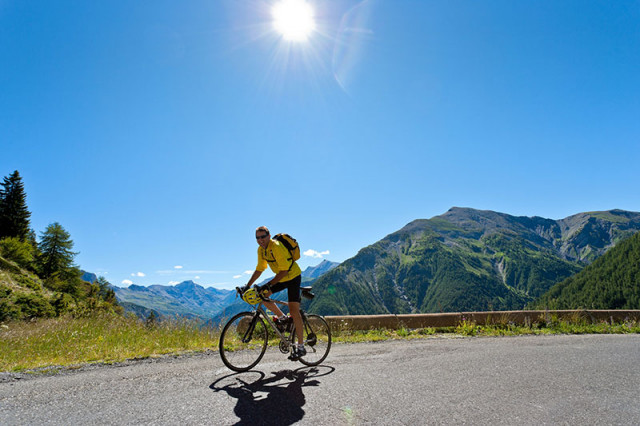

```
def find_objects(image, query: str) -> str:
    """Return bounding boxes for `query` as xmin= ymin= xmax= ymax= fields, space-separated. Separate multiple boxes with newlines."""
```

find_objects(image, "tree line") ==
xmin=0 ymin=170 xmax=119 ymax=320
xmin=533 ymin=230 xmax=640 ymax=310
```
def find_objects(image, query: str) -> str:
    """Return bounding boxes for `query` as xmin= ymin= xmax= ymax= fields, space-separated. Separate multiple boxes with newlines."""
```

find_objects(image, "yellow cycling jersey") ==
xmin=256 ymin=239 xmax=301 ymax=282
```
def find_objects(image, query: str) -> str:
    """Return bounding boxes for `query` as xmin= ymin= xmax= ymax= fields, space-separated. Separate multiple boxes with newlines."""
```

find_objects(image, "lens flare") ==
xmin=332 ymin=0 xmax=374 ymax=94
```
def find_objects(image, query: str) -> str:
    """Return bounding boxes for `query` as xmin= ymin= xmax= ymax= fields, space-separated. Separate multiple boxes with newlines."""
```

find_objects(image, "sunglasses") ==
xmin=256 ymin=234 xmax=269 ymax=240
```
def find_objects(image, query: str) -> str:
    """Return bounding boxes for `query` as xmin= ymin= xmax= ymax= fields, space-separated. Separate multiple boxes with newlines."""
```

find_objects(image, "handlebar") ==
xmin=237 ymin=284 xmax=314 ymax=304
xmin=236 ymin=284 xmax=270 ymax=302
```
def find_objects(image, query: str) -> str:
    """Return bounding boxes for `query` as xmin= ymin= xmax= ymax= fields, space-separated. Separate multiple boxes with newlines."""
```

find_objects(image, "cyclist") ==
xmin=243 ymin=226 xmax=306 ymax=360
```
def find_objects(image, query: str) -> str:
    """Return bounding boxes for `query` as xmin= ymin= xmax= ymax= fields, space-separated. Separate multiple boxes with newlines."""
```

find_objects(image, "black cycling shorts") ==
xmin=270 ymin=274 xmax=302 ymax=303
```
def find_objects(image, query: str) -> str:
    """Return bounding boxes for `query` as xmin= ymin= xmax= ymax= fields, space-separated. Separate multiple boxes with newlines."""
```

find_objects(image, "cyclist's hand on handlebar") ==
xmin=256 ymin=284 xmax=270 ymax=297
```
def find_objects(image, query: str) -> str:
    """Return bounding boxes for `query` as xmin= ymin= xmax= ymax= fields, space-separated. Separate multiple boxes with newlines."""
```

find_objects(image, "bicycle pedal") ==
xmin=288 ymin=352 xmax=300 ymax=361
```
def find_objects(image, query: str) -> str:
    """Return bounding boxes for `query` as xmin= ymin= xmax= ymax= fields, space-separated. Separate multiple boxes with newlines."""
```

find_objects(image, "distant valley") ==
xmin=113 ymin=260 xmax=338 ymax=319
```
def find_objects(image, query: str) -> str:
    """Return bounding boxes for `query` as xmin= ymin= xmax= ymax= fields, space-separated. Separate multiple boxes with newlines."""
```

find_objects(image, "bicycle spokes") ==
xmin=219 ymin=312 xmax=269 ymax=372
xmin=298 ymin=314 xmax=331 ymax=367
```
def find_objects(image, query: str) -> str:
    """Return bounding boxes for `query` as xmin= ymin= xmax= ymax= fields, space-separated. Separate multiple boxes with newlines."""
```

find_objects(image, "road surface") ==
xmin=1 ymin=334 xmax=639 ymax=425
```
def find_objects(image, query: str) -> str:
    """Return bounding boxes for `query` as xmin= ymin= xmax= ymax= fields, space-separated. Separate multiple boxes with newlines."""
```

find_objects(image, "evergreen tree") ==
xmin=96 ymin=276 xmax=118 ymax=304
xmin=27 ymin=228 xmax=40 ymax=259
xmin=0 ymin=171 xmax=32 ymax=241
xmin=37 ymin=222 xmax=78 ymax=278
xmin=146 ymin=310 xmax=158 ymax=326
xmin=0 ymin=237 xmax=35 ymax=270
xmin=533 ymin=231 xmax=640 ymax=309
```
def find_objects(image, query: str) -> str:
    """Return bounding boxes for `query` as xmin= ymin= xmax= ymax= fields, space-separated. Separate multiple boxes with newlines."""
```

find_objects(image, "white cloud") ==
xmin=121 ymin=279 xmax=133 ymax=285
xmin=131 ymin=272 xmax=145 ymax=277
xmin=234 ymin=270 xmax=253 ymax=279
xmin=174 ymin=265 xmax=183 ymax=269
xmin=303 ymin=249 xmax=330 ymax=259
xmin=156 ymin=269 xmax=229 ymax=275
xmin=195 ymin=276 xmax=200 ymax=280
xmin=168 ymin=281 xmax=180 ymax=285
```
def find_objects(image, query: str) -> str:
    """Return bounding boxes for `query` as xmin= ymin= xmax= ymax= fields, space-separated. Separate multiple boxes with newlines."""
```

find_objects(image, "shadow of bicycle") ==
xmin=210 ymin=365 xmax=335 ymax=426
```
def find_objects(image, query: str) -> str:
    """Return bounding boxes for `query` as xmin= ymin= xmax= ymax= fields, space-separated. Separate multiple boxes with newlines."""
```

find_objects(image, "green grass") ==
xmin=329 ymin=316 xmax=640 ymax=342
xmin=2 ymin=313 xmax=639 ymax=373
xmin=0 ymin=313 xmax=219 ymax=372
xmin=450 ymin=317 xmax=640 ymax=337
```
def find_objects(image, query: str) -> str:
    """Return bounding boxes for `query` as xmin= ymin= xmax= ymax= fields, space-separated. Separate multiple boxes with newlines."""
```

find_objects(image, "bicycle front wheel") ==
xmin=219 ymin=311 xmax=268 ymax=372
xmin=299 ymin=314 xmax=331 ymax=366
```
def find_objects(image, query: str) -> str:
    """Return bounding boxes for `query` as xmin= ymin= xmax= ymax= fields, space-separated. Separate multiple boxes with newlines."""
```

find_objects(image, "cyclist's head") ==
xmin=256 ymin=226 xmax=270 ymax=247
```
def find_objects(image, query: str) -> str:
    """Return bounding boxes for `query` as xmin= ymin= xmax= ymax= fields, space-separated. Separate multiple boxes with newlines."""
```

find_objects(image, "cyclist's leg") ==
xmin=262 ymin=281 xmax=287 ymax=318
xmin=290 ymin=302 xmax=303 ymax=344
xmin=286 ymin=276 xmax=304 ymax=345
xmin=262 ymin=294 xmax=285 ymax=318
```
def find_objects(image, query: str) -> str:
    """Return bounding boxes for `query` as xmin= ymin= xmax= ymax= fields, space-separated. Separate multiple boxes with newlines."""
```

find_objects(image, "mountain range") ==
xmin=113 ymin=281 xmax=237 ymax=319
xmin=113 ymin=259 xmax=339 ymax=319
xmin=112 ymin=208 xmax=640 ymax=319
xmin=304 ymin=208 xmax=640 ymax=315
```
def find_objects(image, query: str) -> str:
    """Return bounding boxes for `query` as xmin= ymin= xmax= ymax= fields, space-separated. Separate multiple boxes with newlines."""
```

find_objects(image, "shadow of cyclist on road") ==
xmin=210 ymin=366 xmax=335 ymax=426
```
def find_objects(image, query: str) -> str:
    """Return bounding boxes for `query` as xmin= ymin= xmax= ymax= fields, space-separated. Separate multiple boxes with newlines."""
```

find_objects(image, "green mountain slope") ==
xmin=534 ymin=231 xmax=640 ymax=309
xmin=306 ymin=208 xmax=640 ymax=315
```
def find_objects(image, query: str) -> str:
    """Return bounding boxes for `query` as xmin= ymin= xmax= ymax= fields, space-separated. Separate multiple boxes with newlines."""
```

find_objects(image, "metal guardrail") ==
xmin=324 ymin=310 xmax=640 ymax=330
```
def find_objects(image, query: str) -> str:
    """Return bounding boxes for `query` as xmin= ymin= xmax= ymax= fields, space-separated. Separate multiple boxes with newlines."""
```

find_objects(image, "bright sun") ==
xmin=272 ymin=0 xmax=316 ymax=42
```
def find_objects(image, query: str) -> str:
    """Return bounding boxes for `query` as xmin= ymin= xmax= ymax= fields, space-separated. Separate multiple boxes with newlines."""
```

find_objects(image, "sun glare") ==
xmin=272 ymin=0 xmax=316 ymax=42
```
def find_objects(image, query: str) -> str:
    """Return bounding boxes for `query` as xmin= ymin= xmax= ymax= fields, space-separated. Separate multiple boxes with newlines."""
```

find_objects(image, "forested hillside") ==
xmin=0 ymin=170 xmax=120 ymax=321
xmin=305 ymin=208 xmax=640 ymax=315
xmin=534 ymin=231 xmax=640 ymax=309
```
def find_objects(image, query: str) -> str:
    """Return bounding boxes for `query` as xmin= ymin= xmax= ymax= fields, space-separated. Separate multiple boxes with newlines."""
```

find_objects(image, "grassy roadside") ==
xmin=2 ymin=314 xmax=640 ymax=373
xmin=0 ymin=314 xmax=217 ymax=372
xmin=332 ymin=318 xmax=640 ymax=343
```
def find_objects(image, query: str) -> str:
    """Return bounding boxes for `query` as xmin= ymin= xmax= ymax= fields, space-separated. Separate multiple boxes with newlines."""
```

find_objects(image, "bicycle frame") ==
xmin=242 ymin=295 xmax=316 ymax=352
xmin=243 ymin=297 xmax=294 ymax=347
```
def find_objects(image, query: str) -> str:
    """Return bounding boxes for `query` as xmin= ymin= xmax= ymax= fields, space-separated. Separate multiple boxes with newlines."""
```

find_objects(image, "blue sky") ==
xmin=2 ymin=0 xmax=639 ymax=289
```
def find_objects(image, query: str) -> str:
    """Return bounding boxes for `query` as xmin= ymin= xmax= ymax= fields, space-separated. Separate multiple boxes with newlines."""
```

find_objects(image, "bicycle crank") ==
xmin=279 ymin=340 xmax=290 ymax=354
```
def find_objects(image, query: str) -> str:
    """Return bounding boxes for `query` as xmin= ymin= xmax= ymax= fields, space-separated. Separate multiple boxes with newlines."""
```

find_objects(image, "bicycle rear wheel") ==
xmin=298 ymin=314 xmax=331 ymax=366
xmin=219 ymin=311 xmax=268 ymax=372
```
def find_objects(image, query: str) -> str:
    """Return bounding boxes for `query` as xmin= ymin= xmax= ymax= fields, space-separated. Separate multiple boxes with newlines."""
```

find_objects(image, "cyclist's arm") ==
xmin=245 ymin=270 xmax=263 ymax=289
xmin=245 ymin=248 xmax=268 ymax=289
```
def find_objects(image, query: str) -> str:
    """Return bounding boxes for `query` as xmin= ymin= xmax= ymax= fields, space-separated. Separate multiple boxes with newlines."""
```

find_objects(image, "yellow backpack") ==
xmin=273 ymin=233 xmax=301 ymax=263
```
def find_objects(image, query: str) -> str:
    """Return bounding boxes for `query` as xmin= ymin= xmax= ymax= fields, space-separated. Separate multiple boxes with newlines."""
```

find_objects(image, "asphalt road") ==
xmin=1 ymin=334 xmax=639 ymax=425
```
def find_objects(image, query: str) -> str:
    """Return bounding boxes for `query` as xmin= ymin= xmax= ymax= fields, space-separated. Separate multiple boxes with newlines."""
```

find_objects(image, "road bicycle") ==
xmin=218 ymin=285 xmax=332 ymax=372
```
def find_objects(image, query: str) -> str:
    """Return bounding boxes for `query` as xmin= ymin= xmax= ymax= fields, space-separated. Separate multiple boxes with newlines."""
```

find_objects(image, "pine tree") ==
xmin=37 ymin=222 xmax=78 ymax=278
xmin=0 ymin=171 xmax=32 ymax=241
xmin=27 ymin=228 xmax=40 ymax=257
xmin=96 ymin=276 xmax=117 ymax=304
